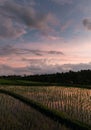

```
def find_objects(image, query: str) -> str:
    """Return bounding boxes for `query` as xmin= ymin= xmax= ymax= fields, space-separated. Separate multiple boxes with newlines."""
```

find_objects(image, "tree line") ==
xmin=1 ymin=69 xmax=91 ymax=86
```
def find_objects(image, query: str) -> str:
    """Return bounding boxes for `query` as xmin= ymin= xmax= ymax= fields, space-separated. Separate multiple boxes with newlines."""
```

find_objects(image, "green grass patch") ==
xmin=0 ymin=79 xmax=52 ymax=86
xmin=0 ymin=78 xmax=91 ymax=89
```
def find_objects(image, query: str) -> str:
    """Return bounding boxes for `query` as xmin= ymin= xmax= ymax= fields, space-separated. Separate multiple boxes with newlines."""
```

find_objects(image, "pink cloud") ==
xmin=51 ymin=0 xmax=73 ymax=5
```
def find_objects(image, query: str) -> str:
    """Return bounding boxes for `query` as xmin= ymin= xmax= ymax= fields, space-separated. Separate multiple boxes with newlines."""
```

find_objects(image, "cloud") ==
xmin=0 ymin=45 xmax=17 ymax=56
xmin=19 ymin=62 xmax=91 ymax=74
xmin=0 ymin=0 xmax=36 ymax=6
xmin=0 ymin=64 xmax=31 ymax=75
xmin=0 ymin=62 xmax=91 ymax=75
xmin=61 ymin=20 xmax=73 ymax=32
xmin=45 ymin=35 xmax=63 ymax=40
xmin=0 ymin=15 xmax=26 ymax=39
xmin=0 ymin=62 xmax=62 ymax=75
xmin=48 ymin=50 xmax=64 ymax=55
xmin=83 ymin=18 xmax=91 ymax=30
xmin=0 ymin=45 xmax=64 ymax=57
xmin=0 ymin=0 xmax=8 ymax=4
xmin=24 ymin=0 xmax=36 ymax=6
xmin=61 ymin=63 xmax=91 ymax=72
xmin=51 ymin=0 xmax=73 ymax=5
xmin=0 ymin=1 xmax=58 ymax=39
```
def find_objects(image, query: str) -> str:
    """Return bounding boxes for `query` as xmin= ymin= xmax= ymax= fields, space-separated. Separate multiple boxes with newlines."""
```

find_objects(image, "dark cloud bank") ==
xmin=83 ymin=18 xmax=91 ymax=30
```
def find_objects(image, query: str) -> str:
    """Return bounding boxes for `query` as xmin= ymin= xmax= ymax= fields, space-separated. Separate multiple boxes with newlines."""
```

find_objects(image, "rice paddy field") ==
xmin=0 ymin=94 xmax=71 ymax=130
xmin=0 ymin=85 xmax=91 ymax=130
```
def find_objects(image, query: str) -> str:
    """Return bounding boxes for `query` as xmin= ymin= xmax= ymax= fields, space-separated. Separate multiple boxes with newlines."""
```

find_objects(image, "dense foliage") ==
xmin=1 ymin=70 xmax=91 ymax=87
xmin=24 ymin=70 xmax=91 ymax=85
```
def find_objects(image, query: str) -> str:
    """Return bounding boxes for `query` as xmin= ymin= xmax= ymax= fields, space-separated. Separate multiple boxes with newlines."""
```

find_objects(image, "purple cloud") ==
xmin=0 ymin=15 xmax=26 ymax=39
xmin=51 ymin=0 xmax=73 ymax=5
xmin=0 ymin=1 xmax=58 ymax=39
xmin=83 ymin=18 xmax=91 ymax=30
xmin=0 ymin=45 xmax=64 ymax=57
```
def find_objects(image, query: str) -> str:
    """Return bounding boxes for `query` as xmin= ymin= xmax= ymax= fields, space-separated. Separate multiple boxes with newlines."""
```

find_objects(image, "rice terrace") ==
xmin=0 ymin=71 xmax=91 ymax=130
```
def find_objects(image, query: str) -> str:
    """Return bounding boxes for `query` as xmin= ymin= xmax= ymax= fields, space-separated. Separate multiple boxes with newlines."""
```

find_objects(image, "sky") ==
xmin=0 ymin=0 xmax=91 ymax=75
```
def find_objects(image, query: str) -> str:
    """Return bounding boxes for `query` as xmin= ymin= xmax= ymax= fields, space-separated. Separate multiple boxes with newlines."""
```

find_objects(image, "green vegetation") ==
xmin=0 ymin=79 xmax=52 ymax=86
xmin=0 ymin=70 xmax=91 ymax=89
xmin=0 ymin=78 xmax=91 ymax=89
xmin=0 ymin=88 xmax=90 ymax=130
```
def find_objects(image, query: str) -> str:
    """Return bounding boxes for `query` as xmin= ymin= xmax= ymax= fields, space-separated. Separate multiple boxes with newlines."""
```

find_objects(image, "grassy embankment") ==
xmin=0 ymin=89 xmax=90 ymax=130
xmin=0 ymin=78 xmax=91 ymax=89
xmin=0 ymin=79 xmax=51 ymax=86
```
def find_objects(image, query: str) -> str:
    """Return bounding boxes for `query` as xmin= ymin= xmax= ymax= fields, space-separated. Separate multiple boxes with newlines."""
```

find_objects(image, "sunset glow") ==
xmin=0 ymin=0 xmax=91 ymax=75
